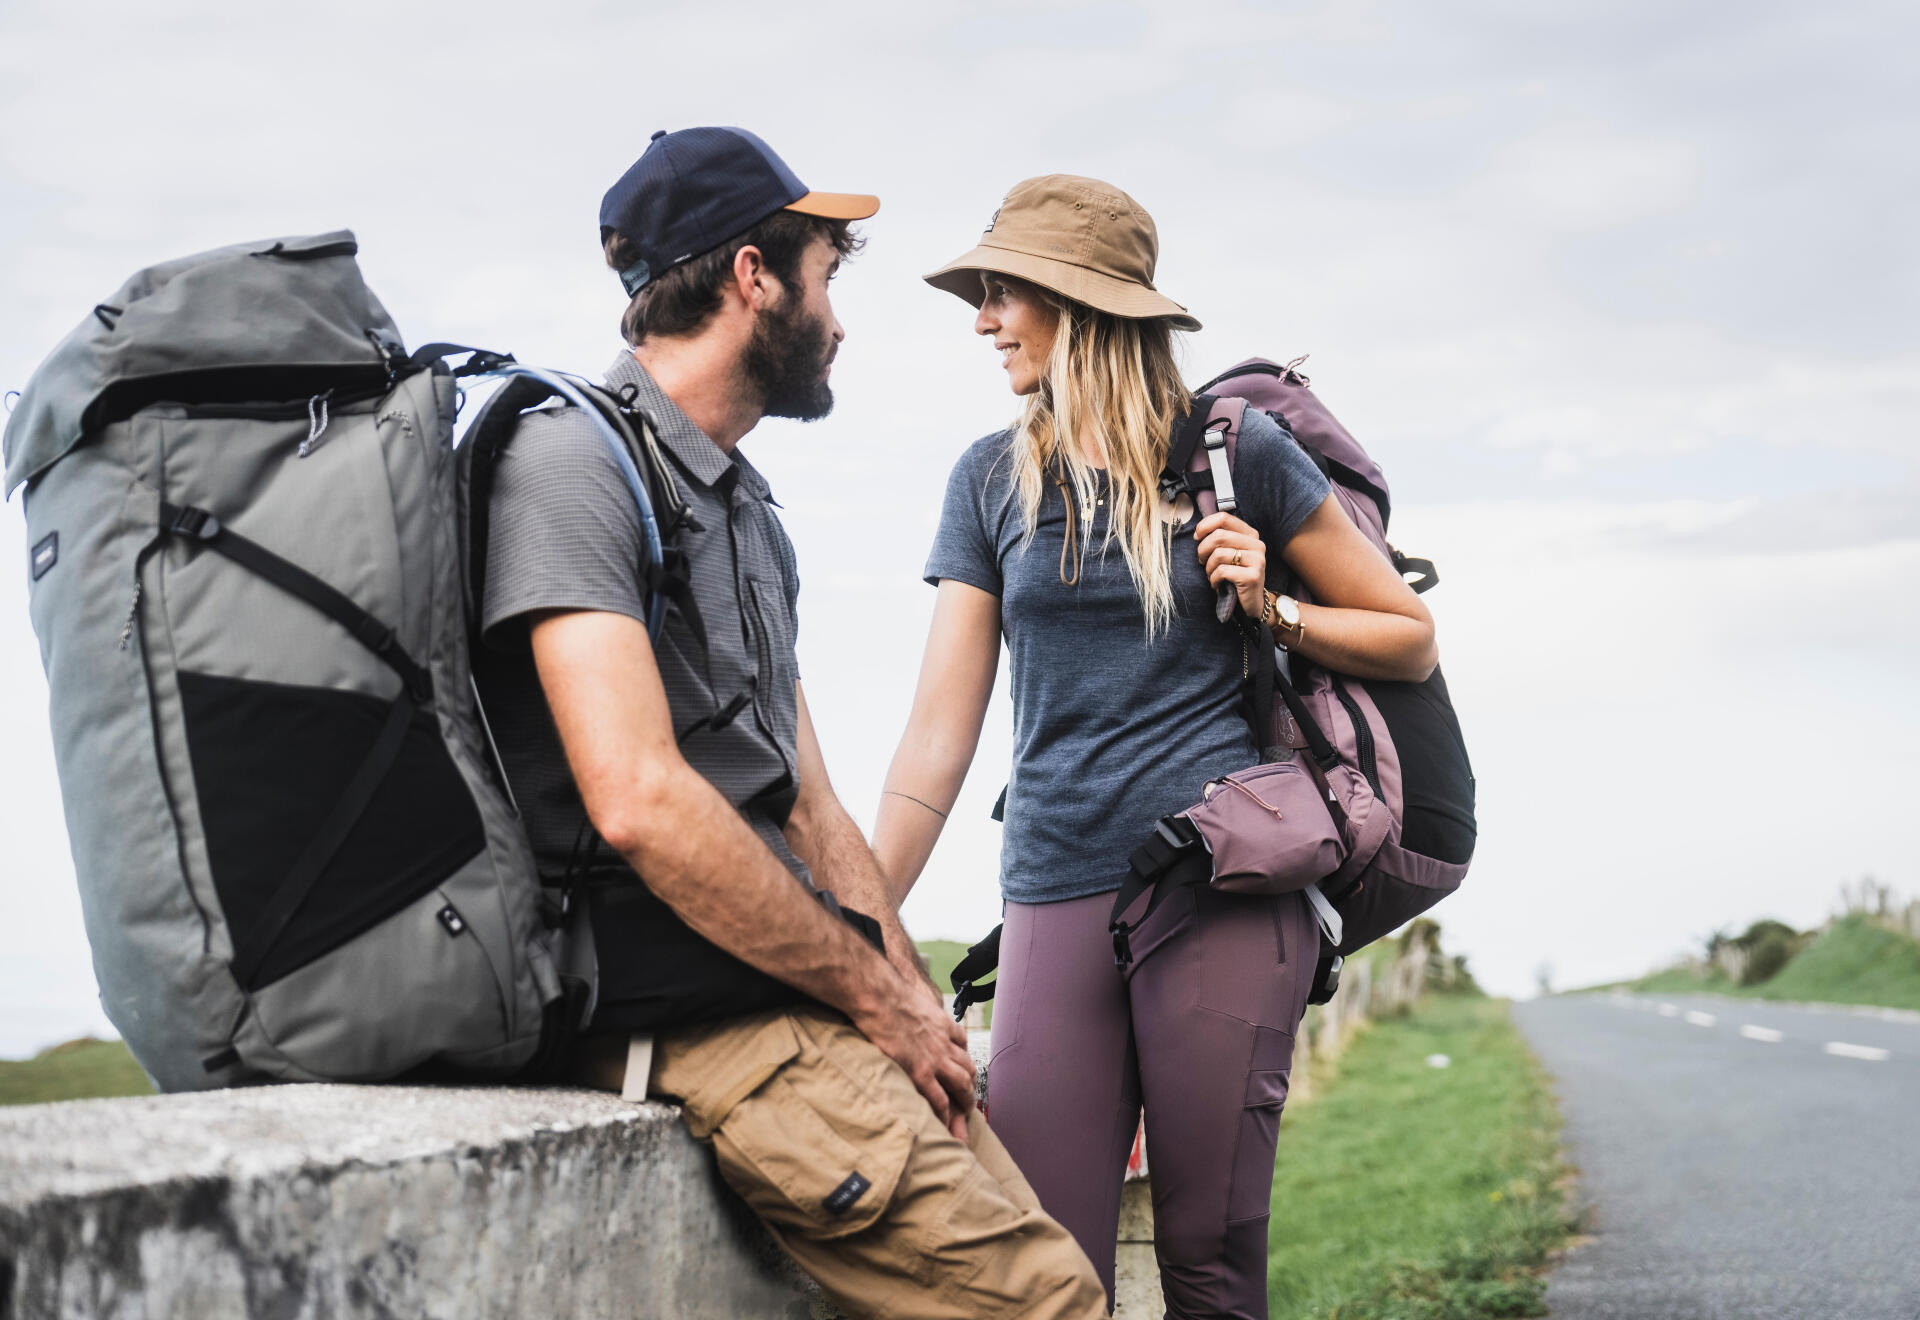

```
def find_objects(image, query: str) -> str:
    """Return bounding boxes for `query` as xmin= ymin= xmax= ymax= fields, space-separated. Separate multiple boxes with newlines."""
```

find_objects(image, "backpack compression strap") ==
xmin=156 ymin=502 xmax=433 ymax=703
xmin=1108 ymin=814 xmax=1210 ymax=966
xmin=150 ymin=501 xmax=437 ymax=988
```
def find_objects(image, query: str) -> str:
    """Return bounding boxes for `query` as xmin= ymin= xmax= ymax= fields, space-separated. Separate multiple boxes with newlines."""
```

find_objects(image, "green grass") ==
xmin=1630 ymin=964 xmax=1734 ymax=996
xmin=1630 ymin=916 xmax=1920 ymax=1012
xmin=1268 ymin=995 xmax=1575 ymax=1320
xmin=0 ymin=1037 xmax=153 ymax=1106
xmin=919 ymin=938 xmax=971 ymax=998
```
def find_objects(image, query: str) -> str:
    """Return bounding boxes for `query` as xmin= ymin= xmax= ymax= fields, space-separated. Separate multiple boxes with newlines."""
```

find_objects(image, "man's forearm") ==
xmin=605 ymin=763 xmax=900 ymax=1021
xmin=788 ymin=797 xmax=936 ymax=993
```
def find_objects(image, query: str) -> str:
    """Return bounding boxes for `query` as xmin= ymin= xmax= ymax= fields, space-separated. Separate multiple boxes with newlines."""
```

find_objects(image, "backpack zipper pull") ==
xmin=298 ymin=390 xmax=334 ymax=458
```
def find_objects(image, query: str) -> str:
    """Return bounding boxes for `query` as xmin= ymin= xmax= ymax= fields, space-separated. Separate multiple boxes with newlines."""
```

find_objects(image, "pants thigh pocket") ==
xmin=712 ymin=1067 xmax=915 ymax=1241
xmin=1226 ymin=1066 xmax=1291 ymax=1223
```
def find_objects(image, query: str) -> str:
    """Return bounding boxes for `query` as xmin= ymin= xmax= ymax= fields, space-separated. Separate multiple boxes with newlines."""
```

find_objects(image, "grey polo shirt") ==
xmin=475 ymin=352 xmax=810 ymax=887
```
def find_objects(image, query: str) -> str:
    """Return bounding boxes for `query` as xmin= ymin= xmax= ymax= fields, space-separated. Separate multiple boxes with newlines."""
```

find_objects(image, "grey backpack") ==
xmin=3 ymin=232 xmax=577 ymax=1091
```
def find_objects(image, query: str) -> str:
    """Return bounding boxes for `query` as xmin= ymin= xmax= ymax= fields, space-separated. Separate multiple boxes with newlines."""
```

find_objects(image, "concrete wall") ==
xmin=0 ymin=1085 xmax=820 ymax=1320
xmin=0 ymin=1039 xmax=1148 ymax=1320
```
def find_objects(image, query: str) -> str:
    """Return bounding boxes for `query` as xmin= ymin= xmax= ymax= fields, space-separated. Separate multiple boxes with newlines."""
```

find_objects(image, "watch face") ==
xmin=1277 ymin=595 xmax=1301 ymax=627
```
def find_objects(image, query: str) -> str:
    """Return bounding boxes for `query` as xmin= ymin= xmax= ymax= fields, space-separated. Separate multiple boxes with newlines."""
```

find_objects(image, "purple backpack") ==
xmin=1106 ymin=358 xmax=1476 ymax=988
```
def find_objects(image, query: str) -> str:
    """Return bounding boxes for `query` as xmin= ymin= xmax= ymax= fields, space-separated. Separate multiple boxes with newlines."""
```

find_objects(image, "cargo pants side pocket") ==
xmin=709 ymin=1034 xmax=915 ymax=1241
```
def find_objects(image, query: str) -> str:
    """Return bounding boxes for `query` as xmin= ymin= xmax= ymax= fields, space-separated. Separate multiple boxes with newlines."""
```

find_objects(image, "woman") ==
xmin=873 ymin=174 xmax=1437 ymax=1317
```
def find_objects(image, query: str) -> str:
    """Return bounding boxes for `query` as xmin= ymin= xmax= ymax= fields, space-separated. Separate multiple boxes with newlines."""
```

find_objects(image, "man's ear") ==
xmin=730 ymin=244 xmax=774 ymax=311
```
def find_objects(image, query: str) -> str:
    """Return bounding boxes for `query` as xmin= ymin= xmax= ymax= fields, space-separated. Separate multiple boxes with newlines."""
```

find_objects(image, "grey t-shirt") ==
xmin=925 ymin=407 xmax=1331 ymax=905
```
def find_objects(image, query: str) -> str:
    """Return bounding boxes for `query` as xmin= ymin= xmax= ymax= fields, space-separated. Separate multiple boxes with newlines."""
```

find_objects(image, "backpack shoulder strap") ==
xmin=461 ymin=370 xmax=705 ymax=650
xmin=460 ymin=374 xmax=566 ymax=637
xmin=1165 ymin=393 xmax=1217 ymax=475
xmin=1197 ymin=395 xmax=1249 ymax=516
xmin=1167 ymin=394 xmax=1250 ymax=519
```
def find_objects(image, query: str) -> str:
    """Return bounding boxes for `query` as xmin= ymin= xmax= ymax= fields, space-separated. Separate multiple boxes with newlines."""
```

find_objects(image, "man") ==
xmin=471 ymin=126 xmax=1106 ymax=1319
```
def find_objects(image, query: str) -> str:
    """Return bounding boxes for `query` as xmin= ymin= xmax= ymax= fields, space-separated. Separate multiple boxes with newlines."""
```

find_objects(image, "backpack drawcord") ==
xmin=1056 ymin=477 xmax=1081 ymax=586
xmin=298 ymin=390 xmax=334 ymax=458
xmin=1217 ymin=774 xmax=1285 ymax=818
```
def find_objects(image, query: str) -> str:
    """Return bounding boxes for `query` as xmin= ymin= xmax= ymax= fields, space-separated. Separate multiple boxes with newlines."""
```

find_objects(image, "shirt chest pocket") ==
xmin=741 ymin=573 xmax=797 ymax=748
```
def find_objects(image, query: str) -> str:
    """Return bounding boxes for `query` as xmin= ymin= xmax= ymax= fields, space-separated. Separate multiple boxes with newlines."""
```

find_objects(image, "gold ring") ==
xmin=1232 ymin=551 xmax=1242 ymax=566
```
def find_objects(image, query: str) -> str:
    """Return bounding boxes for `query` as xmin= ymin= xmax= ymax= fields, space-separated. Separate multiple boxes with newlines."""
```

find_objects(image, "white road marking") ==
xmin=1658 ymin=1003 xmax=1679 ymax=1017
xmin=1824 ymin=1041 xmax=1892 ymax=1062
xmin=1684 ymin=1011 xmax=1717 ymax=1027
xmin=1740 ymin=1025 xmax=1784 ymax=1043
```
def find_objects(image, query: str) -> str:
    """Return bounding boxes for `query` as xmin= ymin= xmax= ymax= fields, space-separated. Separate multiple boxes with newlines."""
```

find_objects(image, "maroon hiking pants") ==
xmin=986 ymin=884 xmax=1318 ymax=1319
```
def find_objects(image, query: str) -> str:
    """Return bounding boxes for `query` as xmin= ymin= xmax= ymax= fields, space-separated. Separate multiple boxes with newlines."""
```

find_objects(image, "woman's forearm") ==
xmin=874 ymin=580 xmax=1003 ymax=902
xmin=1280 ymin=602 xmax=1436 ymax=682
xmin=874 ymin=726 xmax=976 ymax=902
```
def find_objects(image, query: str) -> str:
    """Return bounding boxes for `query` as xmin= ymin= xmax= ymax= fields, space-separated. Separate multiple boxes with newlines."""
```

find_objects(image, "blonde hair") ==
xmin=1007 ymin=296 xmax=1193 ymax=636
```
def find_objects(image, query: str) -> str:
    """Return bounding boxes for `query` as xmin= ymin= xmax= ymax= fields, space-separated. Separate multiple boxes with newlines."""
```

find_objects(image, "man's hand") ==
xmin=852 ymin=970 xmax=976 ymax=1140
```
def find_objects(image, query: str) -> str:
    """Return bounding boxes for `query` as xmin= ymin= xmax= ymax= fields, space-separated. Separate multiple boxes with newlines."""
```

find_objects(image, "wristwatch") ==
xmin=1267 ymin=591 xmax=1304 ymax=647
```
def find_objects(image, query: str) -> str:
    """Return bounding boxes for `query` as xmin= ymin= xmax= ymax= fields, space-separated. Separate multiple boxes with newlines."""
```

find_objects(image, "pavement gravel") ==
xmin=1513 ymin=992 xmax=1920 ymax=1320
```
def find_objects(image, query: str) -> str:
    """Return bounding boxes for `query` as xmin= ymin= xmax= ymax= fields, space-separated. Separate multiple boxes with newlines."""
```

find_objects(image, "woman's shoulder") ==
xmin=1231 ymin=404 xmax=1299 ymax=456
xmin=947 ymin=427 xmax=1019 ymax=489
xmin=1228 ymin=404 xmax=1332 ymax=536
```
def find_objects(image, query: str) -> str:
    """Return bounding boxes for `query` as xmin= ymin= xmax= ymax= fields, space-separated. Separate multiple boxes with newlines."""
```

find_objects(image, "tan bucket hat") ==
xmin=925 ymin=174 xmax=1200 ymax=330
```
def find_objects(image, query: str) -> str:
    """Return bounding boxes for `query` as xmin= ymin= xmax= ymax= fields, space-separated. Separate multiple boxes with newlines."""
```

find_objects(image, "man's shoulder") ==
xmin=487 ymin=401 xmax=636 ymax=511
xmin=498 ymin=401 xmax=617 ymax=464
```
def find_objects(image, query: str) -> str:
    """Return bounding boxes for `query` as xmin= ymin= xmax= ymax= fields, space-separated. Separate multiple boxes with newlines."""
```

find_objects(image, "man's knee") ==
xmin=699 ymin=1012 xmax=1106 ymax=1317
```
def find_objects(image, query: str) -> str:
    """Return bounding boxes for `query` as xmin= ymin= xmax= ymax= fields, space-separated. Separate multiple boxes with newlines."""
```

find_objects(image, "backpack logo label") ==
xmin=823 ymin=1171 xmax=871 ymax=1217
xmin=31 ymin=532 xmax=58 ymax=581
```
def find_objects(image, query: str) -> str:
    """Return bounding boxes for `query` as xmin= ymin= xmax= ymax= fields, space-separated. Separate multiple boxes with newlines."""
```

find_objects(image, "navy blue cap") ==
xmin=600 ymin=127 xmax=879 ymax=297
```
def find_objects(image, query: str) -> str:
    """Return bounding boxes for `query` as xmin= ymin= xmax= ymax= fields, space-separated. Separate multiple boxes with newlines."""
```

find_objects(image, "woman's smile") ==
xmin=975 ymin=273 xmax=1060 ymax=396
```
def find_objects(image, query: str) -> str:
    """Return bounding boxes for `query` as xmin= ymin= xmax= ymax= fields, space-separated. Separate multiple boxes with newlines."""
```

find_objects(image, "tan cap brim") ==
xmin=785 ymin=191 xmax=880 ymax=221
xmin=924 ymin=242 xmax=1200 ymax=331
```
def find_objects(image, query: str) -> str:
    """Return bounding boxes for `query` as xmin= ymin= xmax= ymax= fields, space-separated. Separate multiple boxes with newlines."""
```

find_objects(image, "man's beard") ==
xmin=742 ymin=294 xmax=836 ymax=422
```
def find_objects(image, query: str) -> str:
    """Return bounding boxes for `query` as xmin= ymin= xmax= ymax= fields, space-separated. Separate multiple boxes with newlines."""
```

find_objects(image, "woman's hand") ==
xmin=1195 ymin=511 xmax=1269 ymax=620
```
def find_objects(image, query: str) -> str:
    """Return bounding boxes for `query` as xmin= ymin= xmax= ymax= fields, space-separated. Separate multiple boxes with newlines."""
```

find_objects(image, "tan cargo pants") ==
xmin=647 ymin=1006 xmax=1109 ymax=1320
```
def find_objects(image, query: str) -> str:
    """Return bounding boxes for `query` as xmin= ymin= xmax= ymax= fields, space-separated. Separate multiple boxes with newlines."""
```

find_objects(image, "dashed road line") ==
xmin=1683 ymin=1010 xmax=1717 ymax=1027
xmin=1824 ymin=1041 xmax=1892 ymax=1062
xmin=1657 ymin=1003 xmax=1679 ymax=1017
xmin=1739 ymin=1024 xmax=1784 ymax=1043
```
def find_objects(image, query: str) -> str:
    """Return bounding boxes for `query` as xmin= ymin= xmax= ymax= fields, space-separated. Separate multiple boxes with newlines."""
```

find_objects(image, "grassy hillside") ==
xmin=0 ymin=1037 xmax=152 ymax=1106
xmin=1745 ymin=916 xmax=1920 ymax=1009
xmin=1633 ymin=916 xmax=1920 ymax=1012
xmin=1268 ymin=995 xmax=1573 ymax=1319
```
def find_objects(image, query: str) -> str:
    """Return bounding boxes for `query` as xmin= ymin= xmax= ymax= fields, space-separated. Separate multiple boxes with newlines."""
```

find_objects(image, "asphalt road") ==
xmin=1512 ymin=992 xmax=1920 ymax=1320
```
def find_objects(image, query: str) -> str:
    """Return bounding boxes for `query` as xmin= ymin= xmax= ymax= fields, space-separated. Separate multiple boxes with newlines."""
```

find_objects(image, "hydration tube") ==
xmin=465 ymin=365 xmax=668 ymax=639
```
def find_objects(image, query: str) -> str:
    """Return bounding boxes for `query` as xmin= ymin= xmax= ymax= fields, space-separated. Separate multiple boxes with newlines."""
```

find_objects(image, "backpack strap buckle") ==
xmin=163 ymin=503 xmax=222 ymax=541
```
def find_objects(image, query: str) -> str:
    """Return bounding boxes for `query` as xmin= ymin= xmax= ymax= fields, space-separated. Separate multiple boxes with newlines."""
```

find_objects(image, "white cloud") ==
xmin=1479 ymin=120 xmax=1703 ymax=231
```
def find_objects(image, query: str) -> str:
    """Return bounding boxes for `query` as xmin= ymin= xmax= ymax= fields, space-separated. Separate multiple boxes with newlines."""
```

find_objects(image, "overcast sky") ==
xmin=3 ymin=0 xmax=1915 ymax=1056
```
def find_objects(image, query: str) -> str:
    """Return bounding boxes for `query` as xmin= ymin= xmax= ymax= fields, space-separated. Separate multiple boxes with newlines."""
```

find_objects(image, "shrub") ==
xmin=1741 ymin=929 xmax=1797 ymax=985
